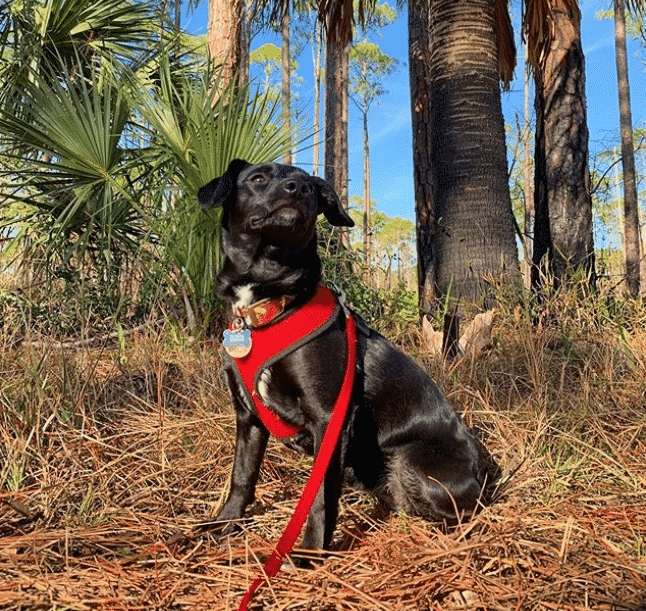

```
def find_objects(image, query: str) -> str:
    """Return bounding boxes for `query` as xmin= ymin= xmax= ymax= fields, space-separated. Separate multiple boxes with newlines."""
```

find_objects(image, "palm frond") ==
xmin=625 ymin=0 xmax=646 ymax=16
xmin=35 ymin=0 xmax=156 ymax=64
xmin=129 ymin=57 xmax=296 ymax=311
xmin=522 ymin=0 xmax=579 ymax=73
xmin=523 ymin=0 xmax=645 ymax=72
xmin=494 ymin=0 xmax=516 ymax=87
xmin=1 ymin=1 xmax=300 ymax=322
xmin=0 ymin=65 xmax=149 ymax=268
xmin=253 ymin=0 xmax=379 ymax=44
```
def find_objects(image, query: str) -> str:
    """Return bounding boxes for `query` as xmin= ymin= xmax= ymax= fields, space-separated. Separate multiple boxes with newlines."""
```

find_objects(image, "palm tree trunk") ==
xmin=614 ymin=0 xmax=641 ymax=297
xmin=530 ymin=0 xmax=595 ymax=290
xmin=410 ymin=0 xmax=520 ymax=310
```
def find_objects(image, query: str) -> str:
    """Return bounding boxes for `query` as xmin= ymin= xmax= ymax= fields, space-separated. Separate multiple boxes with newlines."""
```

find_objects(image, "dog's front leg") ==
xmin=195 ymin=404 xmax=269 ymax=535
xmin=219 ymin=407 xmax=269 ymax=521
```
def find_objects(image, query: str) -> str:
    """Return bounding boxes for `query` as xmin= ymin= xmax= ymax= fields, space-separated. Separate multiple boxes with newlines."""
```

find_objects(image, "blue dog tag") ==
xmin=223 ymin=327 xmax=252 ymax=358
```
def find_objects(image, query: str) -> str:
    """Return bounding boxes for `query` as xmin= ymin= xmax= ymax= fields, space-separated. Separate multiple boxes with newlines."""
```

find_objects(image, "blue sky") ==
xmin=182 ymin=2 xmax=645 ymax=223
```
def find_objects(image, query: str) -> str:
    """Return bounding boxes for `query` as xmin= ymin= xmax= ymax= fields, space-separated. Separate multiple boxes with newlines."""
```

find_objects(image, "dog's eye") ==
xmin=249 ymin=174 xmax=266 ymax=184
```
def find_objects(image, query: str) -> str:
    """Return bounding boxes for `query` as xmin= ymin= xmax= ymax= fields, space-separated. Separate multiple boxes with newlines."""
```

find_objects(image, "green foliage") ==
xmin=251 ymin=42 xmax=282 ymax=65
xmin=589 ymin=132 xmax=646 ymax=280
xmin=1 ymin=64 xmax=146 ymax=262
xmin=318 ymin=220 xmax=418 ymax=336
xmin=0 ymin=0 xmax=156 ymax=117
xmin=356 ymin=0 xmax=397 ymax=35
xmin=349 ymin=1 xmax=399 ymax=110
xmin=0 ymin=0 xmax=295 ymax=336
xmin=596 ymin=5 xmax=645 ymax=38
xmin=349 ymin=39 xmax=400 ymax=111
xmin=347 ymin=195 xmax=416 ymax=291
xmin=132 ymin=57 xmax=294 ymax=320
xmin=250 ymin=42 xmax=282 ymax=90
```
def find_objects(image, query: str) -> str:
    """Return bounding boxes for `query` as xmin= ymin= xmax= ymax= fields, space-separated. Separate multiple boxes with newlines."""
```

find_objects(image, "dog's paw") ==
xmin=192 ymin=518 xmax=245 ymax=538
xmin=280 ymin=431 xmax=314 ymax=455
xmin=288 ymin=550 xmax=326 ymax=570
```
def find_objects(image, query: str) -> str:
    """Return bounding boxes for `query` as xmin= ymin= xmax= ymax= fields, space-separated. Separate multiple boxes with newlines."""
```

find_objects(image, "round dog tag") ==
xmin=223 ymin=327 xmax=252 ymax=358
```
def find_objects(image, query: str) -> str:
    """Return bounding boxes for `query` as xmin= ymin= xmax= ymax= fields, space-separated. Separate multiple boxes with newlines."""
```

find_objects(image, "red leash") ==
xmin=238 ymin=312 xmax=357 ymax=610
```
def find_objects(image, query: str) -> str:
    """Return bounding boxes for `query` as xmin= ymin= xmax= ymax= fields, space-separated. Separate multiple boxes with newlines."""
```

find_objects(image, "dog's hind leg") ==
xmin=298 ymin=432 xmax=344 ymax=555
xmin=380 ymin=437 xmax=484 ymax=522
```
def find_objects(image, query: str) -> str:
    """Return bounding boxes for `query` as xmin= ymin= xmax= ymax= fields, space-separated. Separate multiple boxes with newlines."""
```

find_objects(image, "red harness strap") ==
xmin=231 ymin=285 xmax=342 ymax=438
xmin=236 ymin=293 xmax=357 ymax=611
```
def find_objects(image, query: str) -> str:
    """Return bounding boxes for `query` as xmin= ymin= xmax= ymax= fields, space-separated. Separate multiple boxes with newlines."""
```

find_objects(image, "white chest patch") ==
xmin=233 ymin=284 xmax=257 ymax=311
xmin=257 ymin=368 xmax=272 ymax=404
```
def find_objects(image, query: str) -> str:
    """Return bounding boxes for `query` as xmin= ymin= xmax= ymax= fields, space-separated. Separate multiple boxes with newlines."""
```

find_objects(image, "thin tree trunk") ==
xmin=363 ymin=101 xmax=371 ymax=269
xmin=281 ymin=0 xmax=291 ymax=165
xmin=615 ymin=149 xmax=623 ymax=277
xmin=324 ymin=38 xmax=342 ymax=190
xmin=239 ymin=0 xmax=250 ymax=86
xmin=340 ymin=42 xmax=350 ymax=248
xmin=523 ymin=43 xmax=533 ymax=290
xmin=324 ymin=34 xmax=350 ymax=248
xmin=614 ymin=0 xmax=641 ymax=297
xmin=311 ymin=15 xmax=322 ymax=176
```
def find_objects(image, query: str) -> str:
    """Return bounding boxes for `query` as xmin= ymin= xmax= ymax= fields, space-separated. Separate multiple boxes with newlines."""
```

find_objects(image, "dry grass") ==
xmin=1 ymin=299 xmax=646 ymax=610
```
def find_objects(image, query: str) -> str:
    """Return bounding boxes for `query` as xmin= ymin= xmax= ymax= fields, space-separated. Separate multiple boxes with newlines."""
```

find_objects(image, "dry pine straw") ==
xmin=1 ymin=337 xmax=645 ymax=611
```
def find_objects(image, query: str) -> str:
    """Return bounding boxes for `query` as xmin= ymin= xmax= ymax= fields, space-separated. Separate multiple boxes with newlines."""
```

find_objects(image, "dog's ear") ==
xmin=311 ymin=176 xmax=355 ymax=227
xmin=197 ymin=159 xmax=250 ymax=209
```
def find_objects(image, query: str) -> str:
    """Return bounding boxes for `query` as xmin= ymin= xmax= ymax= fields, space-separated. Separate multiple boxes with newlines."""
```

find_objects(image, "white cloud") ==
xmin=584 ymin=33 xmax=614 ymax=55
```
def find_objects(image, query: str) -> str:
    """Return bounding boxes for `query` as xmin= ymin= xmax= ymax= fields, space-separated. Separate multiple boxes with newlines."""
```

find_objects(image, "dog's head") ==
xmin=198 ymin=159 xmax=354 ymax=244
xmin=198 ymin=160 xmax=354 ymax=299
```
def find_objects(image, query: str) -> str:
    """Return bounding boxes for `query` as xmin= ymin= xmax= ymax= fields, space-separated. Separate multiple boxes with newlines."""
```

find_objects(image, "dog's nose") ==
xmin=282 ymin=178 xmax=309 ymax=195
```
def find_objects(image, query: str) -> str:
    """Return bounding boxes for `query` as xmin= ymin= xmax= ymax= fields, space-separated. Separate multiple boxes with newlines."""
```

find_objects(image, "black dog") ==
xmin=197 ymin=159 xmax=486 ymax=553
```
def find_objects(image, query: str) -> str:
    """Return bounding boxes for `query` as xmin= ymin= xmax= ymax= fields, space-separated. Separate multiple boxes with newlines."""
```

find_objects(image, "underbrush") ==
xmin=1 ymin=287 xmax=645 ymax=610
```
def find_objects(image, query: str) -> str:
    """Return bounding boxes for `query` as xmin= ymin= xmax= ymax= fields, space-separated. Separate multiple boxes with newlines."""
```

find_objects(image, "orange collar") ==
xmin=233 ymin=294 xmax=294 ymax=328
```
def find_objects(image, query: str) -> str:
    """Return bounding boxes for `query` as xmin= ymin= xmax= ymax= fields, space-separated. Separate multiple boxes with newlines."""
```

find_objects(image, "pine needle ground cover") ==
xmin=1 ymin=300 xmax=645 ymax=610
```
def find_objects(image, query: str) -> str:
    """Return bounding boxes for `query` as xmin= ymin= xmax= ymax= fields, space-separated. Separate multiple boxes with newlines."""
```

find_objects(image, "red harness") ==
xmin=231 ymin=285 xmax=343 ymax=437
xmin=228 ymin=285 xmax=357 ymax=610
